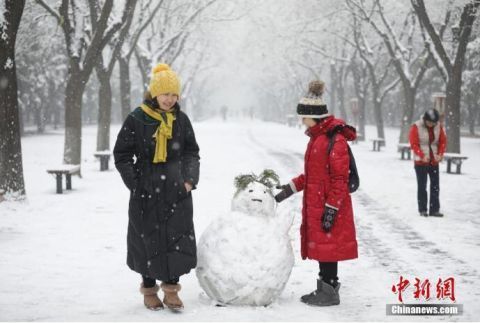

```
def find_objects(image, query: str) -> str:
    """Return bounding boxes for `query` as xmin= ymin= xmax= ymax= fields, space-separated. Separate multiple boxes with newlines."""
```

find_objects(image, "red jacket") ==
xmin=409 ymin=121 xmax=447 ymax=166
xmin=291 ymin=116 xmax=358 ymax=262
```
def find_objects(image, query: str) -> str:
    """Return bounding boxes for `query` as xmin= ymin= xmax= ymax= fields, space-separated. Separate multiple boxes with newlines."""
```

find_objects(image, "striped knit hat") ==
xmin=297 ymin=80 xmax=329 ymax=119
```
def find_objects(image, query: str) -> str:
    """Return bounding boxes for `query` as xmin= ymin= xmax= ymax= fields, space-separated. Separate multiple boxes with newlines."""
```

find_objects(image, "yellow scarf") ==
xmin=140 ymin=103 xmax=176 ymax=163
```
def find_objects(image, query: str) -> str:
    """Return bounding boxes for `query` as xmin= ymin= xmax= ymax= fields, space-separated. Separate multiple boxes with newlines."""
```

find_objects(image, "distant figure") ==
xmin=220 ymin=105 xmax=228 ymax=121
xmin=249 ymin=106 xmax=255 ymax=120
xmin=113 ymin=63 xmax=200 ymax=311
xmin=409 ymin=108 xmax=447 ymax=217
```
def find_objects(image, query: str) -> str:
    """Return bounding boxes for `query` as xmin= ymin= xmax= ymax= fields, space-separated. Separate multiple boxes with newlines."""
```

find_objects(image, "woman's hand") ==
xmin=184 ymin=182 xmax=193 ymax=193
xmin=435 ymin=154 xmax=443 ymax=162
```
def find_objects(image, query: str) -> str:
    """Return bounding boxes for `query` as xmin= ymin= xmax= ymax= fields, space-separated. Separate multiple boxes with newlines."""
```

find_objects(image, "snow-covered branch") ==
xmin=411 ymin=0 xmax=453 ymax=75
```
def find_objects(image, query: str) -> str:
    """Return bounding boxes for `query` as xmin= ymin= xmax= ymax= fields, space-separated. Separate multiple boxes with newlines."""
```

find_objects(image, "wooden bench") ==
xmin=46 ymin=164 xmax=80 ymax=194
xmin=94 ymin=151 xmax=111 ymax=171
xmin=443 ymin=153 xmax=468 ymax=174
xmin=370 ymin=138 xmax=385 ymax=151
xmin=397 ymin=143 xmax=412 ymax=160
xmin=0 ymin=189 xmax=5 ymax=203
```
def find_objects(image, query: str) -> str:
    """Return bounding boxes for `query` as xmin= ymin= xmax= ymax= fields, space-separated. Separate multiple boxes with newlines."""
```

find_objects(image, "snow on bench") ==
xmin=370 ymin=138 xmax=385 ymax=151
xmin=397 ymin=143 xmax=412 ymax=160
xmin=46 ymin=164 xmax=80 ymax=194
xmin=94 ymin=151 xmax=111 ymax=171
xmin=443 ymin=153 xmax=468 ymax=174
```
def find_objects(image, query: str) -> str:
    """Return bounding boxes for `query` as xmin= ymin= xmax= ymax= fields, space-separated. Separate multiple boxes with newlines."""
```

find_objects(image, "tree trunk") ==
xmin=358 ymin=96 xmax=366 ymax=140
xmin=399 ymin=85 xmax=416 ymax=143
xmin=34 ymin=103 xmax=45 ymax=133
xmin=465 ymin=89 xmax=476 ymax=136
xmin=0 ymin=0 xmax=26 ymax=195
xmin=134 ymin=48 xmax=150 ymax=90
xmin=372 ymin=94 xmax=385 ymax=140
xmin=119 ymin=57 xmax=132 ymax=121
xmin=467 ymin=103 xmax=476 ymax=136
xmin=63 ymin=70 xmax=86 ymax=165
xmin=96 ymin=71 xmax=112 ymax=151
xmin=337 ymin=79 xmax=348 ymax=121
xmin=330 ymin=63 xmax=337 ymax=116
xmin=445 ymin=71 xmax=462 ymax=153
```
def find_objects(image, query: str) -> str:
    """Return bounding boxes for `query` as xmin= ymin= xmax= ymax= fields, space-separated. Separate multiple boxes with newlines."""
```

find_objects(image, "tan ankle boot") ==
xmin=140 ymin=283 xmax=164 ymax=310
xmin=161 ymin=282 xmax=184 ymax=310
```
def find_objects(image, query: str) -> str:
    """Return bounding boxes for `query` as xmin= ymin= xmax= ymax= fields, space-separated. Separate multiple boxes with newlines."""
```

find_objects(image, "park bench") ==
xmin=46 ymin=164 xmax=80 ymax=194
xmin=94 ymin=151 xmax=111 ymax=171
xmin=397 ymin=143 xmax=412 ymax=160
xmin=443 ymin=153 xmax=468 ymax=174
xmin=370 ymin=138 xmax=385 ymax=151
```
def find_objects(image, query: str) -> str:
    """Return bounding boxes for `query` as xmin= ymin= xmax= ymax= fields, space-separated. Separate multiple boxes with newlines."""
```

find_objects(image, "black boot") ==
xmin=419 ymin=211 xmax=428 ymax=217
xmin=300 ymin=279 xmax=340 ymax=306
xmin=429 ymin=211 xmax=444 ymax=217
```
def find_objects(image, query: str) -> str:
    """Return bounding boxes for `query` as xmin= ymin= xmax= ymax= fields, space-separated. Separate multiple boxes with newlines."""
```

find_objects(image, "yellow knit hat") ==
xmin=148 ymin=63 xmax=181 ymax=98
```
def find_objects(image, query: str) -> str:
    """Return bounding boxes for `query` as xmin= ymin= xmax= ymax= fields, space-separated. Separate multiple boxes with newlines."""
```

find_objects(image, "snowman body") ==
xmin=196 ymin=181 xmax=294 ymax=306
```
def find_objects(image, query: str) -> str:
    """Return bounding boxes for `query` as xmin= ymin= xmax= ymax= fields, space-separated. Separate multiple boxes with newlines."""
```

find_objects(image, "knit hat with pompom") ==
xmin=148 ymin=63 xmax=181 ymax=98
xmin=297 ymin=80 xmax=329 ymax=118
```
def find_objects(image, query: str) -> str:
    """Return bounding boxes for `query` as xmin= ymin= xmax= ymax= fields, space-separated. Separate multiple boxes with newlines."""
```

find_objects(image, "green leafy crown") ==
xmin=234 ymin=169 xmax=280 ymax=195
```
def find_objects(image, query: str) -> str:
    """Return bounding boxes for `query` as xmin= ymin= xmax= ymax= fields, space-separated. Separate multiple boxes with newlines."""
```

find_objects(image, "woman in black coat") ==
xmin=113 ymin=64 xmax=200 ymax=311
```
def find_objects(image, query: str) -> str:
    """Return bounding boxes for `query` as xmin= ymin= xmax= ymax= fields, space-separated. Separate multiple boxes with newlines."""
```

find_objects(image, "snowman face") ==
xmin=231 ymin=181 xmax=275 ymax=217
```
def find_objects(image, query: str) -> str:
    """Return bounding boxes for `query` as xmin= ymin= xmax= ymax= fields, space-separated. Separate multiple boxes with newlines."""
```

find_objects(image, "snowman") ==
xmin=196 ymin=169 xmax=294 ymax=306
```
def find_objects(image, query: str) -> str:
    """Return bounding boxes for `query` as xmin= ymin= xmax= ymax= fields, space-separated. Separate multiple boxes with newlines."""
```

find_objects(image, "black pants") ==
xmin=414 ymin=165 xmax=440 ymax=214
xmin=319 ymin=262 xmax=338 ymax=287
xmin=142 ymin=275 xmax=179 ymax=288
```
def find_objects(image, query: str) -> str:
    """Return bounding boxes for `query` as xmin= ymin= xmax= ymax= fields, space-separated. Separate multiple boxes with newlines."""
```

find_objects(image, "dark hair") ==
xmin=143 ymin=90 xmax=160 ymax=109
xmin=423 ymin=108 xmax=440 ymax=123
xmin=144 ymin=90 xmax=153 ymax=101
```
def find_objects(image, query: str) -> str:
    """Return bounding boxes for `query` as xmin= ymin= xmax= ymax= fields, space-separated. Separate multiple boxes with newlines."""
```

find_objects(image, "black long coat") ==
xmin=113 ymin=103 xmax=200 ymax=281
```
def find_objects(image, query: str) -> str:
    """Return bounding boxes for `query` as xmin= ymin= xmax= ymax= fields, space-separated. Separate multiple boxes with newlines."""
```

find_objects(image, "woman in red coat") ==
xmin=275 ymin=80 xmax=358 ymax=307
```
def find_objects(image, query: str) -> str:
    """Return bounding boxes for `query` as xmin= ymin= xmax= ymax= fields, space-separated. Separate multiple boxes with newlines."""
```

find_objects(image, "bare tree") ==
xmin=462 ymin=38 xmax=480 ymax=136
xmin=94 ymin=0 xmax=137 ymax=151
xmin=303 ymin=37 xmax=353 ymax=121
xmin=133 ymin=0 xmax=217 ymax=92
xmin=35 ymin=0 xmax=135 ymax=165
xmin=346 ymin=54 xmax=369 ymax=140
xmin=16 ymin=2 xmax=68 ymax=135
xmin=0 ymin=0 xmax=26 ymax=195
xmin=411 ymin=0 xmax=480 ymax=153
xmin=352 ymin=15 xmax=400 ymax=140
xmin=118 ymin=0 xmax=165 ymax=121
xmin=347 ymin=0 xmax=440 ymax=143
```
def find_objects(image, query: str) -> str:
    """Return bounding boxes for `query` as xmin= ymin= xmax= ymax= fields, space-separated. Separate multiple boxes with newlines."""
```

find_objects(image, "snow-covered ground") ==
xmin=1 ymin=118 xmax=479 ymax=321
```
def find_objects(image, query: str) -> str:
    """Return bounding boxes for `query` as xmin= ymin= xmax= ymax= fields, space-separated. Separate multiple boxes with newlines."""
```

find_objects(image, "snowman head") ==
xmin=231 ymin=169 xmax=279 ymax=217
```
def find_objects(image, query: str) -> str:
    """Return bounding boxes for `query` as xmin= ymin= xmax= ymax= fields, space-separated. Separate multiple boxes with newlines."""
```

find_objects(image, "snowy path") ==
xmin=246 ymin=122 xmax=480 ymax=321
xmin=1 ymin=119 xmax=479 ymax=321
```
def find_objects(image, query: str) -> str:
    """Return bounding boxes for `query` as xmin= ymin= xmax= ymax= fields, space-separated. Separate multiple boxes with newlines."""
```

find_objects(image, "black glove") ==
xmin=322 ymin=206 xmax=338 ymax=232
xmin=274 ymin=184 xmax=294 ymax=203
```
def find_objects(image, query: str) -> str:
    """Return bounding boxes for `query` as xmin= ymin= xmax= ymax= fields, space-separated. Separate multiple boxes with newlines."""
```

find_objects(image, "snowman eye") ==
xmin=249 ymin=190 xmax=253 ymax=193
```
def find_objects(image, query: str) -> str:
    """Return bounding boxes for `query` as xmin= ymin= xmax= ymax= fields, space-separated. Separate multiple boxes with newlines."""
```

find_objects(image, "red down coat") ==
xmin=291 ymin=116 xmax=358 ymax=262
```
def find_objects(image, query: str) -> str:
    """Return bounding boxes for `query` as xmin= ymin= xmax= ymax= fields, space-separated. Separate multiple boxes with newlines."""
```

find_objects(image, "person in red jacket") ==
xmin=409 ymin=108 xmax=447 ymax=217
xmin=275 ymin=80 xmax=358 ymax=307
